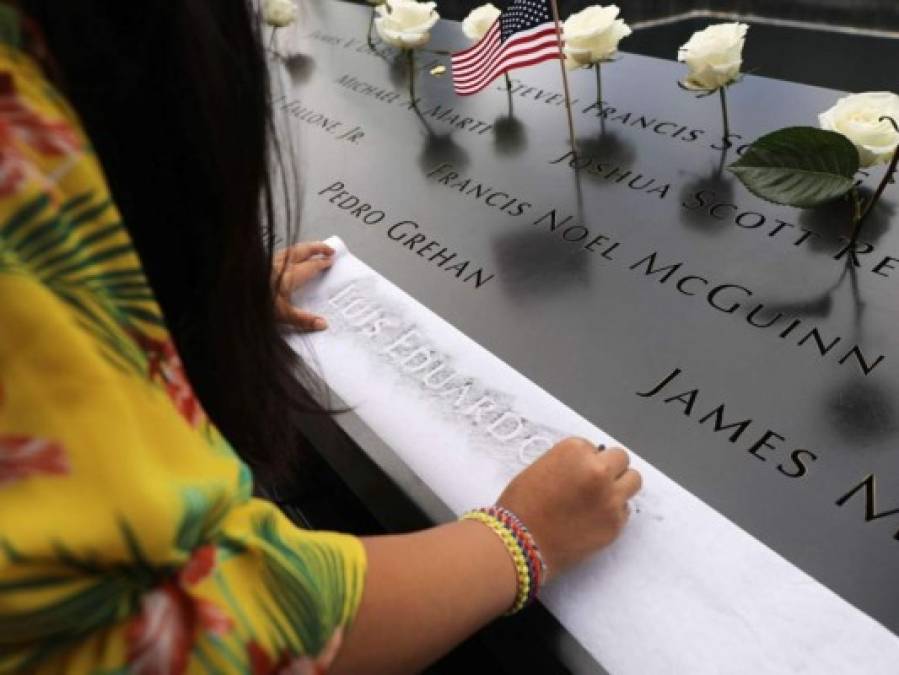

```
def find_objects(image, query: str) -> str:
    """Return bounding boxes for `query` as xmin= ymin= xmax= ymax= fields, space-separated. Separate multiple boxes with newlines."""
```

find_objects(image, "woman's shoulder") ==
xmin=0 ymin=32 xmax=249 ymax=508
xmin=0 ymin=39 xmax=138 ymax=291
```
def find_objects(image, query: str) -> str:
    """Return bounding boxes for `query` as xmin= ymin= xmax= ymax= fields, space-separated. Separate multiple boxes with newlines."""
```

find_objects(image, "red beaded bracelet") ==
xmin=461 ymin=505 xmax=547 ymax=613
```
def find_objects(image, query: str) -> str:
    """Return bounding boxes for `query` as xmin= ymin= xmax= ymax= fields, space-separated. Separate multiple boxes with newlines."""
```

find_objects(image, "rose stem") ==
xmin=719 ymin=86 xmax=730 ymax=140
xmin=367 ymin=8 xmax=376 ymax=51
xmin=849 ymin=187 xmax=864 ymax=244
xmin=855 ymin=115 xmax=899 ymax=235
xmin=594 ymin=62 xmax=602 ymax=109
xmin=716 ymin=145 xmax=727 ymax=176
xmin=268 ymin=28 xmax=276 ymax=55
xmin=407 ymin=49 xmax=416 ymax=103
xmin=504 ymin=72 xmax=512 ymax=94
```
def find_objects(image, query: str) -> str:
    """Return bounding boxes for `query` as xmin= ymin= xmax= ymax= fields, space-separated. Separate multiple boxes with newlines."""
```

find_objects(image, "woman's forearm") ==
xmin=332 ymin=520 xmax=518 ymax=674
xmin=331 ymin=439 xmax=643 ymax=673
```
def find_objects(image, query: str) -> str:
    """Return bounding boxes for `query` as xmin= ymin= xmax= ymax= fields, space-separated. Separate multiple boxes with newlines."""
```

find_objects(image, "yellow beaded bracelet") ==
xmin=461 ymin=509 xmax=533 ymax=614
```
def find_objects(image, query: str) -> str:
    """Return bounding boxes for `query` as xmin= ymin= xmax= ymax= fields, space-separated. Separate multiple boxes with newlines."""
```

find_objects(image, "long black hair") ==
xmin=21 ymin=0 xmax=325 ymax=484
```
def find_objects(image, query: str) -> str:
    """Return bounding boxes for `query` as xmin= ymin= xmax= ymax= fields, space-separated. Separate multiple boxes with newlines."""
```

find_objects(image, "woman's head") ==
xmin=22 ymin=0 xmax=323 ymax=483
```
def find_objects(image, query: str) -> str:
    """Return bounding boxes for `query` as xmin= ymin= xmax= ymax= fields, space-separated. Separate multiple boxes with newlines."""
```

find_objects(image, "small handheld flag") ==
xmin=451 ymin=0 xmax=561 ymax=96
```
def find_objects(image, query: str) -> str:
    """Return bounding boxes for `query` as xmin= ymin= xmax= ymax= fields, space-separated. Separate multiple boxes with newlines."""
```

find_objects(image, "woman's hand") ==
xmin=497 ymin=438 xmax=641 ymax=580
xmin=272 ymin=241 xmax=335 ymax=331
xmin=333 ymin=438 xmax=641 ymax=674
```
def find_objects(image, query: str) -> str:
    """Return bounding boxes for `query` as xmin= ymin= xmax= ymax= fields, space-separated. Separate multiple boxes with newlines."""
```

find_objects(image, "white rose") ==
xmin=462 ymin=3 xmax=501 ymax=42
xmin=563 ymin=5 xmax=632 ymax=70
xmin=375 ymin=0 xmax=440 ymax=50
xmin=819 ymin=92 xmax=899 ymax=168
xmin=263 ymin=0 xmax=298 ymax=28
xmin=678 ymin=22 xmax=748 ymax=91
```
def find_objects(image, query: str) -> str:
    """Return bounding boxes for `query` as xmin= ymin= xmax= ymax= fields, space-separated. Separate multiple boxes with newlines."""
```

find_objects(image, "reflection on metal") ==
xmin=290 ymin=0 xmax=899 ymax=652
xmin=630 ymin=10 xmax=899 ymax=40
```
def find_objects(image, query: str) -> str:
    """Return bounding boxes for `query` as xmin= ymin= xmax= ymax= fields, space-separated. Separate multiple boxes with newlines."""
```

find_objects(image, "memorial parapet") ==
xmin=274 ymin=0 xmax=899 ymax=663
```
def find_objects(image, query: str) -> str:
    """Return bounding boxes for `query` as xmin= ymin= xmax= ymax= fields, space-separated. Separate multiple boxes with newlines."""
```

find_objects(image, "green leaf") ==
xmin=250 ymin=512 xmax=364 ymax=657
xmin=174 ymin=487 xmax=231 ymax=552
xmin=728 ymin=127 xmax=860 ymax=208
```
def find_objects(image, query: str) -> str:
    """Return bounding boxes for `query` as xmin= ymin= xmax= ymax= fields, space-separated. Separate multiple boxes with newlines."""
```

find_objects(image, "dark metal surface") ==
xmin=280 ymin=0 xmax=899 ymax=666
xmin=348 ymin=0 xmax=899 ymax=31
xmin=626 ymin=17 xmax=899 ymax=92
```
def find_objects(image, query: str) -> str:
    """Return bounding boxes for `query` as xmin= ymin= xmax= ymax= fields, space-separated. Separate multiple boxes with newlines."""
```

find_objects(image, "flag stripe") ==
xmin=452 ymin=26 xmax=558 ymax=79
xmin=452 ymin=21 xmax=546 ymax=70
xmin=455 ymin=46 xmax=558 ymax=93
xmin=452 ymin=34 xmax=503 ymax=77
xmin=455 ymin=46 xmax=560 ymax=95
xmin=451 ymin=19 xmax=500 ymax=59
xmin=455 ymin=51 xmax=558 ymax=95
xmin=453 ymin=34 xmax=559 ymax=85
xmin=454 ymin=35 xmax=560 ymax=90
xmin=452 ymin=23 xmax=554 ymax=71
xmin=451 ymin=0 xmax=562 ymax=96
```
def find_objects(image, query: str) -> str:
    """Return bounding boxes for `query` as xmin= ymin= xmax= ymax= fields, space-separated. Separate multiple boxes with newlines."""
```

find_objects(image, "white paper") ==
xmin=290 ymin=237 xmax=899 ymax=674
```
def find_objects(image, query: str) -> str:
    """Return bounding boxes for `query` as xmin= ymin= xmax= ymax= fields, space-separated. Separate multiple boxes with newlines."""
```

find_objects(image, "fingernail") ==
xmin=314 ymin=318 xmax=328 ymax=330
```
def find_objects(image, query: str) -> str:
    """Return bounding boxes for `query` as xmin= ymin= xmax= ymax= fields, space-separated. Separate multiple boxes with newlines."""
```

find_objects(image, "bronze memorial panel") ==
xmin=273 ymin=0 xmax=899 ymax=667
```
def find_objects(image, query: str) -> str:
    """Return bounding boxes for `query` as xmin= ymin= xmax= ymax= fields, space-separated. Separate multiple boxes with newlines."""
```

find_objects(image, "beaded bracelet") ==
xmin=461 ymin=505 xmax=547 ymax=614
xmin=484 ymin=506 xmax=546 ymax=606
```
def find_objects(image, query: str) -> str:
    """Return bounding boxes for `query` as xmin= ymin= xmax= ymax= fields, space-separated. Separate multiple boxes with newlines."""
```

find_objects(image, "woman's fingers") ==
xmin=276 ymin=298 xmax=328 ymax=331
xmin=272 ymin=242 xmax=336 ymax=328
xmin=281 ymin=241 xmax=335 ymax=264
xmin=284 ymin=257 xmax=334 ymax=290
xmin=497 ymin=439 xmax=643 ymax=578
xmin=291 ymin=308 xmax=328 ymax=331
xmin=599 ymin=447 xmax=630 ymax=479
xmin=616 ymin=468 xmax=643 ymax=500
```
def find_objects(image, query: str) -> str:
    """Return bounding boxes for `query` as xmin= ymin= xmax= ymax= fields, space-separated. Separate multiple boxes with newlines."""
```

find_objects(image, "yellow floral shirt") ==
xmin=0 ymin=16 xmax=365 ymax=675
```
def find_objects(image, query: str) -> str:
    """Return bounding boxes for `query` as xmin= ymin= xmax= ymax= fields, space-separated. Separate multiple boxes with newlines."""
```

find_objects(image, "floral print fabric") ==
xmin=0 ymin=32 xmax=365 ymax=675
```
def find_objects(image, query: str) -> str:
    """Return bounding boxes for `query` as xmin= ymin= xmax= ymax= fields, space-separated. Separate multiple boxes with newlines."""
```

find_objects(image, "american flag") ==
xmin=451 ymin=0 xmax=562 ymax=96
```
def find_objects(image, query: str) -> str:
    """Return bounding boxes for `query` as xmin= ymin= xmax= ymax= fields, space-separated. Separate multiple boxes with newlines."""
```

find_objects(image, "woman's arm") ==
xmin=335 ymin=521 xmax=517 ymax=674
xmin=334 ymin=440 xmax=641 ymax=674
